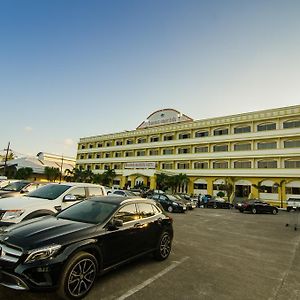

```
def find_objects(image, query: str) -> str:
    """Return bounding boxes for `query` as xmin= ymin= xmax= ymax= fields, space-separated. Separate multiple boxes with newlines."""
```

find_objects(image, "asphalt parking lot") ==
xmin=1 ymin=208 xmax=300 ymax=300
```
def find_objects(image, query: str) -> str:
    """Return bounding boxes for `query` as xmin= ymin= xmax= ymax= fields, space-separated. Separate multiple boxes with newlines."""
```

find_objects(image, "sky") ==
xmin=1 ymin=0 xmax=300 ymax=158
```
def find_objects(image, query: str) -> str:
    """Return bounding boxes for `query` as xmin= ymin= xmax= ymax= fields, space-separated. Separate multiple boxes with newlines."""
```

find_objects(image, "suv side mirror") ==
xmin=63 ymin=194 xmax=77 ymax=202
xmin=20 ymin=189 xmax=29 ymax=194
xmin=107 ymin=218 xmax=123 ymax=230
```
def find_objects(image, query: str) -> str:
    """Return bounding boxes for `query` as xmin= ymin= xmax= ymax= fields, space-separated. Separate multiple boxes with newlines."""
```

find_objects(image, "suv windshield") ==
xmin=27 ymin=184 xmax=71 ymax=200
xmin=57 ymin=200 xmax=117 ymax=224
xmin=167 ymin=195 xmax=179 ymax=201
xmin=1 ymin=181 xmax=29 ymax=191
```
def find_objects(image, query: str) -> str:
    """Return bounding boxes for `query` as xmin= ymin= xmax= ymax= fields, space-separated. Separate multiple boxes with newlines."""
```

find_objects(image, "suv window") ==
xmin=114 ymin=191 xmax=125 ymax=196
xmin=68 ymin=187 xmax=86 ymax=200
xmin=114 ymin=204 xmax=139 ymax=223
xmin=88 ymin=186 xmax=104 ymax=197
xmin=27 ymin=184 xmax=71 ymax=200
xmin=138 ymin=203 xmax=155 ymax=218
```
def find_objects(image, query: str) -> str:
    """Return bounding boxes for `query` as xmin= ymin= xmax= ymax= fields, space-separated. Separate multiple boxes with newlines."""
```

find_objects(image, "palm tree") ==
xmin=44 ymin=167 xmax=61 ymax=182
xmin=101 ymin=168 xmax=116 ymax=186
xmin=156 ymin=173 xmax=170 ymax=191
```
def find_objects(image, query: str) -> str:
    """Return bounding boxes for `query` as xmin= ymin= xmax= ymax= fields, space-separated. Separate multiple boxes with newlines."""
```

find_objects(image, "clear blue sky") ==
xmin=1 ymin=0 xmax=299 ymax=158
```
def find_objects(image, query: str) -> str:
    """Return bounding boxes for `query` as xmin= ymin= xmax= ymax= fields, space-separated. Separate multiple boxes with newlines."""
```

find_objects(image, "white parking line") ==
xmin=116 ymin=256 xmax=189 ymax=300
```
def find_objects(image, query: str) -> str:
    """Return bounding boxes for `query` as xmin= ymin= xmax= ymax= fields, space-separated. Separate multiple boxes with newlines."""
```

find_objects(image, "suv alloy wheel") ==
xmin=58 ymin=252 xmax=98 ymax=299
xmin=154 ymin=231 xmax=172 ymax=261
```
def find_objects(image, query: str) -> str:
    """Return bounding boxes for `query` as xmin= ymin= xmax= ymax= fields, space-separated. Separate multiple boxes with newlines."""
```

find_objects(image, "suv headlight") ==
xmin=1 ymin=210 xmax=24 ymax=220
xmin=25 ymin=244 xmax=61 ymax=263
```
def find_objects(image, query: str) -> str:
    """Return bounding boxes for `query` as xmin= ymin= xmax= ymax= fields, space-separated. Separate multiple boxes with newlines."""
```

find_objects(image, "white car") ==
xmin=0 ymin=182 xmax=106 ymax=226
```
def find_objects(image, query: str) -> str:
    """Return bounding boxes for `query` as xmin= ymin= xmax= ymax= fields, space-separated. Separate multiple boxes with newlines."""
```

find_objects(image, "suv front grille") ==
xmin=0 ymin=243 xmax=23 ymax=263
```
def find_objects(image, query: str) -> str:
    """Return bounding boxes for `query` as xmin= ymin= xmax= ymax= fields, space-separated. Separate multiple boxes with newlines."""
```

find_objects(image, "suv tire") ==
xmin=58 ymin=251 xmax=98 ymax=299
xmin=154 ymin=231 xmax=172 ymax=261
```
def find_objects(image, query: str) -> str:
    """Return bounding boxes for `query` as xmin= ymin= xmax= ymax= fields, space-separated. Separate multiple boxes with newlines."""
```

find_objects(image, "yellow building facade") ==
xmin=76 ymin=106 xmax=300 ymax=207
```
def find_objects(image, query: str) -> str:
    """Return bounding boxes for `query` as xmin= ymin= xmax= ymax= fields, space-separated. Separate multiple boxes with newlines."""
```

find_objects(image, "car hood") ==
xmin=0 ymin=196 xmax=51 ymax=210
xmin=0 ymin=216 xmax=97 ymax=250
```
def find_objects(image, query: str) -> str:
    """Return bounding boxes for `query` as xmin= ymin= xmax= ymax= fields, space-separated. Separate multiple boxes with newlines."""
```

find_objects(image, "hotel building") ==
xmin=76 ymin=105 xmax=300 ymax=206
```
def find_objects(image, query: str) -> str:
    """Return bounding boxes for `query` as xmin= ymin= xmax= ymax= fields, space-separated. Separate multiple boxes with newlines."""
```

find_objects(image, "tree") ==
xmin=218 ymin=177 xmax=235 ymax=203
xmin=15 ymin=167 xmax=33 ymax=180
xmin=44 ymin=167 xmax=61 ymax=182
xmin=156 ymin=173 xmax=170 ymax=191
xmin=100 ymin=168 xmax=116 ymax=186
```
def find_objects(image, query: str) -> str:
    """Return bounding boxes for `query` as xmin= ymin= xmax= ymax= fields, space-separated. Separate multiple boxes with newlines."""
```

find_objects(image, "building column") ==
xmin=150 ymin=175 xmax=156 ymax=190
xmin=206 ymin=178 xmax=213 ymax=196
xmin=188 ymin=178 xmax=194 ymax=195
xmin=251 ymin=179 xmax=259 ymax=199
xmin=120 ymin=176 xmax=126 ymax=189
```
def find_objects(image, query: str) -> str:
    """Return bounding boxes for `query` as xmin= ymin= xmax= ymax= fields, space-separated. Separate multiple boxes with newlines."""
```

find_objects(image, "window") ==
xmin=80 ymin=155 xmax=84 ymax=160
xmin=69 ymin=187 xmax=86 ymax=200
xmin=97 ymin=143 xmax=103 ymax=148
xmin=125 ymin=151 xmax=133 ymax=157
xmin=234 ymin=161 xmax=251 ymax=168
xmin=115 ymin=140 xmax=123 ymax=146
xmin=88 ymin=187 xmax=104 ymax=196
xmin=257 ymin=160 xmax=277 ymax=168
xmin=260 ymin=185 xmax=278 ymax=194
xmin=284 ymin=140 xmax=300 ymax=148
xmin=234 ymin=143 xmax=251 ymax=151
xmin=137 ymin=203 xmax=155 ymax=218
xmin=283 ymin=120 xmax=300 ymax=129
xmin=234 ymin=126 xmax=251 ymax=134
xmin=286 ymin=187 xmax=300 ymax=195
xmin=284 ymin=160 xmax=300 ymax=168
xmin=115 ymin=152 xmax=122 ymax=158
xmin=178 ymin=148 xmax=190 ymax=154
xmin=88 ymin=154 xmax=92 ymax=159
xmin=163 ymin=135 xmax=174 ymax=141
xmin=162 ymin=163 xmax=173 ymax=169
xmin=150 ymin=136 xmax=159 ymax=142
xmin=194 ymin=146 xmax=209 ymax=153
xmin=137 ymin=138 xmax=147 ymax=144
xmin=104 ymin=164 xmax=110 ymax=170
xmin=87 ymin=165 xmax=91 ymax=171
xmin=113 ymin=164 xmax=121 ymax=169
xmin=89 ymin=144 xmax=93 ymax=149
xmin=214 ymin=128 xmax=228 ymax=136
xmin=163 ymin=149 xmax=173 ymax=155
xmin=96 ymin=154 xmax=101 ymax=158
xmin=257 ymin=123 xmax=276 ymax=131
xmin=81 ymin=145 xmax=86 ymax=150
xmin=257 ymin=141 xmax=277 ymax=150
xmin=114 ymin=204 xmax=139 ymax=223
xmin=106 ymin=142 xmax=111 ymax=147
xmin=194 ymin=183 xmax=207 ymax=189
xmin=178 ymin=133 xmax=191 ymax=139
xmin=95 ymin=165 xmax=100 ymax=170
xmin=195 ymin=131 xmax=209 ymax=138
xmin=213 ymin=161 xmax=228 ymax=169
xmin=149 ymin=149 xmax=159 ymax=156
xmin=194 ymin=162 xmax=208 ymax=169
xmin=177 ymin=162 xmax=189 ymax=169
xmin=105 ymin=153 xmax=111 ymax=158
xmin=137 ymin=150 xmax=145 ymax=156
xmin=126 ymin=139 xmax=133 ymax=145
xmin=213 ymin=144 xmax=228 ymax=152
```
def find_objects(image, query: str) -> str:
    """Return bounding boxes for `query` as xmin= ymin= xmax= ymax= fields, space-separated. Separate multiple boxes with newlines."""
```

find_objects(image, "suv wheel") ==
xmin=272 ymin=208 xmax=278 ymax=215
xmin=154 ymin=231 xmax=172 ymax=261
xmin=58 ymin=252 xmax=98 ymax=299
xmin=251 ymin=207 xmax=257 ymax=214
xmin=167 ymin=205 xmax=173 ymax=213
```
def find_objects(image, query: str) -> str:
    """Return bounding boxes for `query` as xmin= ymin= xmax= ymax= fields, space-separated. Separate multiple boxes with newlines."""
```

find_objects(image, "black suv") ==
xmin=0 ymin=196 xmax=173 ymax=299
xmin=151 ymin=193 xmax=186 ymax=213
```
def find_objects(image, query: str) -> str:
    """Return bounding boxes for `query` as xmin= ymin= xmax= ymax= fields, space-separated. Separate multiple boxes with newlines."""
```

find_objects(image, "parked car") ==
xmin=0 ymin=180 xmax=46 ymax=198
xmin=174 ymin=194 xmax=196 ymax=210
xmin=0 ymin=182 xmax=106 ymax=226
xmin=238 ymin=200 xmax=278 ymax=214
xmin=286 ymin=198 xmax=300 ymax=212
xmin=111 ymin=190 xmax=139 ymax=197
xmin=151 ymin=193 xmax=186 ymax=213
xmin=206 ymin=198 xmax=233 ymax=209
xmin=0 ymin=179 xmax=18 ymax=189
xmin=0 ymin=196 xmax=173 ymax=299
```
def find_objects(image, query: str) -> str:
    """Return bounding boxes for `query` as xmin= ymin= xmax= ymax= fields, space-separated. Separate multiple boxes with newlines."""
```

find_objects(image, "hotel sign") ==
xmin=137 ymin=109 xmax=193 ymax=129
xmin=125 ymin=162 xmax=156 ymax=169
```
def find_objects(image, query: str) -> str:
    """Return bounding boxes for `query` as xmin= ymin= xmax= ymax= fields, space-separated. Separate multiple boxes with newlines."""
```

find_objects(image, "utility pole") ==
xmin=3 ymin=142 xmax=11 ymax=177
